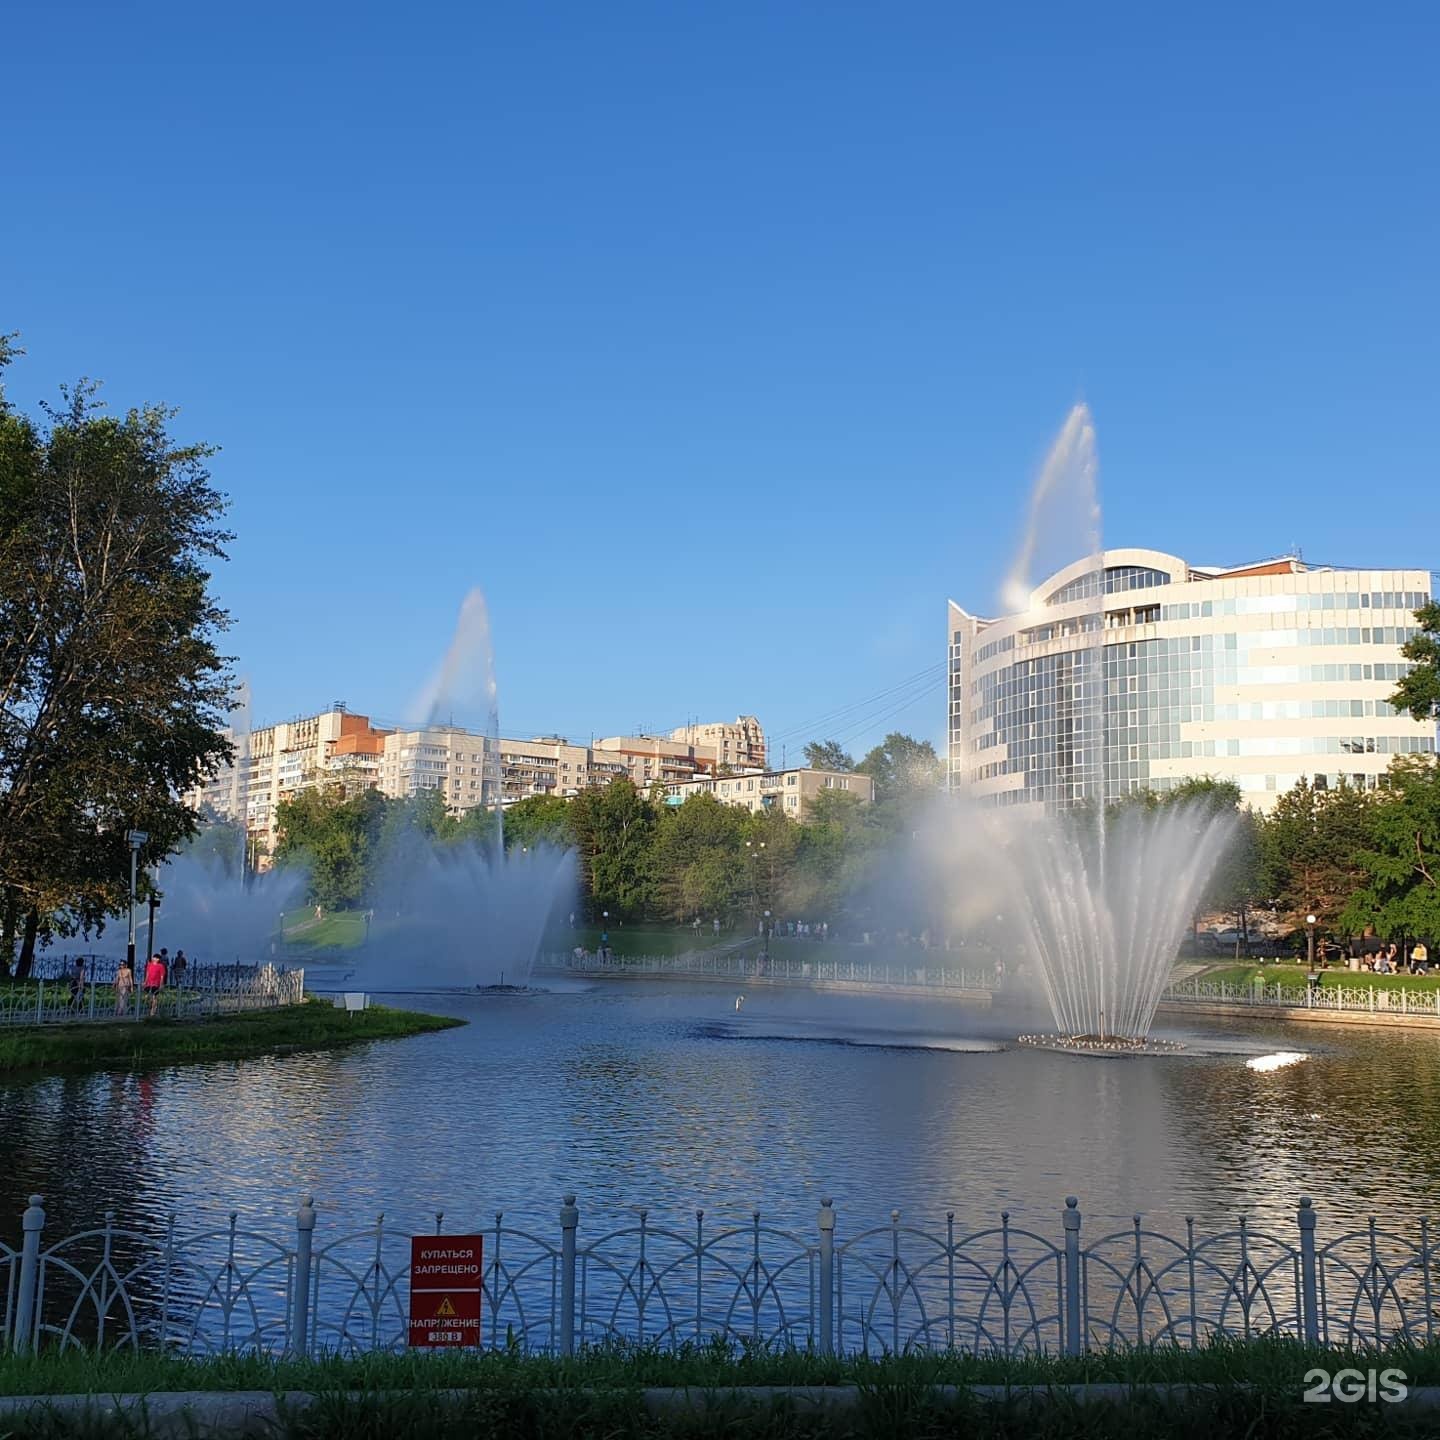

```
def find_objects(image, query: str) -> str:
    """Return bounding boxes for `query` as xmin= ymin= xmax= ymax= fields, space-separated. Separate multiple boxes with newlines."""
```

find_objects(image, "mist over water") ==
xmin=86 ymin=844 xmax=308 ymax=966
xmin=348 ymin=841 xmax=577 ymax=990
xmin=339 ymin=585 xmax=577 ymax=988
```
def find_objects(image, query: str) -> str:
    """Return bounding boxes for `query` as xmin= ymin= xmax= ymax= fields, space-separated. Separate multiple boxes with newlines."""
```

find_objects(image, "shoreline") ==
xmin=0 ymin=999 xmax=463 ymax=1078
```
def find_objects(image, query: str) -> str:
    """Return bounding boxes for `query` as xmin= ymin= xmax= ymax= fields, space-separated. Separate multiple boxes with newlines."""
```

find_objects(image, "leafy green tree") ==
xmin=742 ymin=807 xmax=801 ymax=917
xmin=0 ymin=338 xmax=234 ymax=974
xmin=1390 ymin=600 xmax=1440 ymax=722
xmin=1342 ymin=756 xmax=1440 ymax=939
xmin=503 ymin=794 xmax=573 ymax=852
xmin=275 ymin=787 xmax=390 ymax=910
xmin=803 ymin=740 xmax=854 ymax=772
xmin=1260 ymin=778 xmax=1375 ymax=935
xmin=788 ymin=787 xmax=888 ymax=918
xmin=650 ymin=793 xmax=749 ymax=922
xmin=451 ymin=803 xmax=499 ymax=850
xmin=855 ymin=733 xmax=944 ymax=801
xmin=568 ymin=778 xmax=656 ymax=920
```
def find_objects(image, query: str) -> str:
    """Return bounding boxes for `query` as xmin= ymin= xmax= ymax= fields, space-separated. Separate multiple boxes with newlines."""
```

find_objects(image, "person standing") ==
xmin=144 ymin=953 xmax=166 ymax=1017
xmin=114 ymin=958 xmax=134 ymax=1016
xmin=1414 ymin=939 xmax=1430 ymax=973
xmin=68 ymin=957 xmax=86 ymax=1010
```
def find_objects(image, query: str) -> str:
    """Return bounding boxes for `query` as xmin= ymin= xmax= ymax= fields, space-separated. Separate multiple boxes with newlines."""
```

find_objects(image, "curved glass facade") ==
xmin=949 ymin=552 xmax=1435 ymax=811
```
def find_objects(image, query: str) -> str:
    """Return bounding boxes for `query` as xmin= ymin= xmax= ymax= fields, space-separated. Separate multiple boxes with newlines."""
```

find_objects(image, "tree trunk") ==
xmin=14 ymin=907 xmax=40 ymax=980
xmin=0 ymin=889 xmax=17 ymax=978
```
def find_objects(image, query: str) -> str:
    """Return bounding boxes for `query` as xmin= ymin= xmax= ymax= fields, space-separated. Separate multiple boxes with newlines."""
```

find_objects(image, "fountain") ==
xmin=964 ymin=406 xmax=1236 ymax=1055
xmin=84 ymin=833 xmax=309 ymax=966
xmin=338 ymin=587 xmax=576 ymax=991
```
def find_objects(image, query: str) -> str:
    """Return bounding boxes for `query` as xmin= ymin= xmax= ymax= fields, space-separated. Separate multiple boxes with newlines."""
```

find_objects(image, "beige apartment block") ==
xmin=378 ymin=725 xmax=495 ymax=811
xmin=669 ymin=716 xmax=767 ymax=771
xmin=185 ymin=705 xmax=391 ymax=854
xmin=947 ymin=549 xmax=1436 ymax=812
xmin=377 ymin=729 xmax=633 ymax=811
xmin=592 ymin=734 xmax=712 ymax=789
xmin=663 ymin=767 xmax=874 ymax=821
xmin=498 ymin=736 xmax=628 ymax=803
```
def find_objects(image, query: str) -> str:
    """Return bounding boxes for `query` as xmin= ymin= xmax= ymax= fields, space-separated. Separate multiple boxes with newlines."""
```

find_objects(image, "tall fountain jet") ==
xmin=410 ymin=587 xmax=505 ymax=851
xmin=976 ymin=405 xmax=1235 ymax=1050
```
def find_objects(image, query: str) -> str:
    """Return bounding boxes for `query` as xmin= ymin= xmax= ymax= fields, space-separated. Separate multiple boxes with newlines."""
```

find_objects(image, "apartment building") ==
xmin=498 ymin=736 xmax=628 ymax=803
xmin=669 ymin=716 xmax=766 ymax=771
xmin=663 ymin=767 xmax=874 ymax=821
xmin=594 ymin=717 xmax=770 ymax=791
xmin=185 ymin=704 xmax=391 ymax=852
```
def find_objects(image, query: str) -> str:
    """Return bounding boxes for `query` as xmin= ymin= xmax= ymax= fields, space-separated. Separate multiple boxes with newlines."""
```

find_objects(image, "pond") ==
xmin=2 ymin=978 xmax=1438 ymax=1249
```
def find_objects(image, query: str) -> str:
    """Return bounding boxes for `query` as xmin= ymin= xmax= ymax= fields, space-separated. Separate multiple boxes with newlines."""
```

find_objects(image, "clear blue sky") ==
xmin=6 ymin=2 xmax=1437 ymax=758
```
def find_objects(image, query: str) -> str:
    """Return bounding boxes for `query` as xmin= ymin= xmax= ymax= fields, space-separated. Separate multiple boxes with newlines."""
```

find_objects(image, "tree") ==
xmin=503 ymin=794 xmax=573 ymax=853
xmin=275 ymin=786 xmax=389 ymax=910
xmin=1342 ymin=756 xmax=1440 ymax=940
xmin=855 ymin=733 xmax=944 ymax=801
xmin=788 ymin=787 xmax=888 ymax=918
xmin=1154 ymin=778 xmax=1263 ymax=951
xmin=567 ymin=778 xmax=656 ymax=920
xmin=1390 ymin=600 xmax=1440 ymax=722
xmin=650 ymin=793 xmax=750 ymax=922
xmin=803 ymin=740 xmax=854 ymax=773
xmin=1260 ymin=778 xmax=1375 ymax=936
xmin=0 ymin=339 xmax=234 ymax=974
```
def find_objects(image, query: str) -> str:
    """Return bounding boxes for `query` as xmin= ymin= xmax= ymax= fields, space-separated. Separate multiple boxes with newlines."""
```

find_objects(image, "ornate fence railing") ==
xmin=544 ymin=950 xmax=996 ymax=992
xmin=1163 ymin=977 xmax=1440 ymax=1017
xmin=2 ymin=1193 xmax=1434 ymax=1358
xmin=28 ymin=955 xmax=298 ymax=991
xmin=545 ymin=952 xmax=1440 ymax=1019
xmin=0 ymin=969 xmax=306 ymax=1028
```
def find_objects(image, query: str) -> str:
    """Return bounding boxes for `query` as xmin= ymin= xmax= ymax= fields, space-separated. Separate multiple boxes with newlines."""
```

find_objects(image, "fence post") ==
xmin=1063 ymin=1196 xmax=1083 ymax=1356
xmin=13 ymin=1195 xmax=45 ymax=1353
xmin=1297 ymin=1196 xmax=1319 ymax=1345
xmin=559 ymin=1193 xmax=578 ymax=1357
xmin=817 ymin=1197 xmax=835 ymax=1356
xmin=34 ymin=981 xmax=42 ymax=1024
xmin=290 ymin=1194 xmax=316 ymax=1359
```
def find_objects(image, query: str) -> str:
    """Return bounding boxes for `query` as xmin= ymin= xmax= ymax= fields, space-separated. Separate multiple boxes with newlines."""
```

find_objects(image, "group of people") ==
xmin=1365 ymin=940 xmax=1430 ymax=975
xmin=107 ymin=947 xmax=190 ymax=1016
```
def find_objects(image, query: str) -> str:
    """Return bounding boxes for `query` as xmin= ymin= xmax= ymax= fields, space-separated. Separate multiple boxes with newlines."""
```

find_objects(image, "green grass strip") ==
xmin=0 ymin=998 xmax=462 ymax=1076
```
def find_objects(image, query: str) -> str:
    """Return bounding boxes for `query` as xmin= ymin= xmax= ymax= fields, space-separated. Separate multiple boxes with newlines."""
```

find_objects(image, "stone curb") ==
xmin=2 ymin=1384 xmax=1439 ymax=1434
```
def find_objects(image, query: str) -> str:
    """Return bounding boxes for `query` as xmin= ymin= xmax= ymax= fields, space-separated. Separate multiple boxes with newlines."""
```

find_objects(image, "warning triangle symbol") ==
xmin=435 ymin=1296 xmax=457 ymax=1318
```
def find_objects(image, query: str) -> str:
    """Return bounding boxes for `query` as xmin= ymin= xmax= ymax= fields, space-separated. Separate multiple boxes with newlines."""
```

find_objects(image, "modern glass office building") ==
xmin=947 ymin=549 xmax=1435 ymax=811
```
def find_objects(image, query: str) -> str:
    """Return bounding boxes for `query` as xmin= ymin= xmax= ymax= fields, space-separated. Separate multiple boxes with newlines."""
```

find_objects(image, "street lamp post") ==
xmin=125 ymin=830 xmax=148 ymax=972
xmin=147 ymin=867 xmax=159 ymax=962
xmin=1306 ymin=913 xmax=1318 ymax=968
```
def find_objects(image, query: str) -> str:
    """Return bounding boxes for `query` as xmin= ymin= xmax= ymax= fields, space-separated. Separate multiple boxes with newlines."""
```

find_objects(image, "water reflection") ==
xmin=2 ymin=983 xmax=1437 ymax=1249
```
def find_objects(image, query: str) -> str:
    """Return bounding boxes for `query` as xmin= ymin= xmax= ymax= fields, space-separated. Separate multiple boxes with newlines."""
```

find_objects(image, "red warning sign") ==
xmin=408 ymin=1235 xmax=484 ymax=1348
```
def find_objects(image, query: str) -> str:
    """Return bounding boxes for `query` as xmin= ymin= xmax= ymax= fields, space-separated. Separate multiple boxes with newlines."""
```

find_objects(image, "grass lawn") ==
xmin=1 ymin=1338 xmax=1436 ymax=1437
xmin=2 ymin=1333 xmax=1436 ymax=1393
xmin=1197 ymin=962 xmax=1440 ymax=993
xmin=0 ymin=997 xmax=462 ymax=1075
xmin=280 ymin=909 xmax=369 ymax=950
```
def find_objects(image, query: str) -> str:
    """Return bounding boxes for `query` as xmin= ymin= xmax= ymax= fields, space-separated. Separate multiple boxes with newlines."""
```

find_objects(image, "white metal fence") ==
xmin=1 ymin=1192 xmax=1433 ymax=1358
xmin=1163 ymin=976 xmax=1440 ymax=1017
xmin=546 ymin=950 xmax=996 ymax=992
xmin=0 ymin=968 xmax=306 ymax=1028
xmin=548 ymin=950 xmax=1440 ymax=1019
